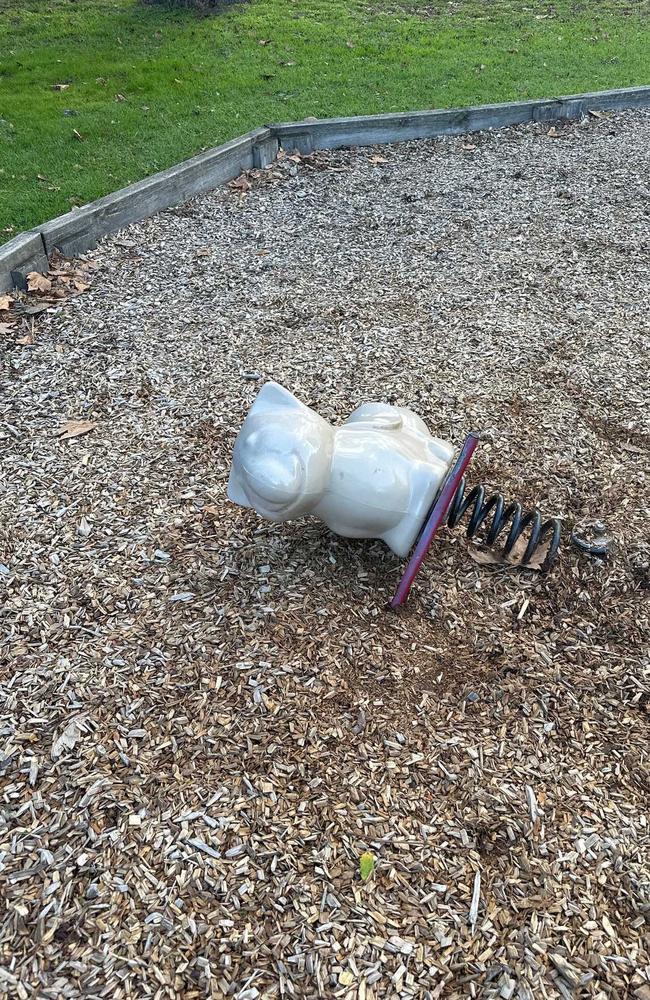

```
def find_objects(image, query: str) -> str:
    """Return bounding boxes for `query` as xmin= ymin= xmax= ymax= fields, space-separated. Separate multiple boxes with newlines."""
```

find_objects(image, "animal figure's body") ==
xmin=228 ymin=382 xmax=454 ymax=557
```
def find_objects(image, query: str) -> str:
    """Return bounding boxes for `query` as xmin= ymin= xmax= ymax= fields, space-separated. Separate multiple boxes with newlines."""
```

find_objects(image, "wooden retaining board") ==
xmin=0 ymin=231 xmax=48 ymax=293
xmin=273 ymin=86 xmax=650 ymax=152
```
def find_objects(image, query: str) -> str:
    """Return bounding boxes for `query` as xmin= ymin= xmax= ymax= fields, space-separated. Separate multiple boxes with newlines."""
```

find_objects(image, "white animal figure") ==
xmin=228 ymin=381 xmax=454 ymax=557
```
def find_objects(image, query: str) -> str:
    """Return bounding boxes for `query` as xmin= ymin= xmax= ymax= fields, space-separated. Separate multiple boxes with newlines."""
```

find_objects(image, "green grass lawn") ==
xmin=1 ymin=0 xmax=648 ymax=240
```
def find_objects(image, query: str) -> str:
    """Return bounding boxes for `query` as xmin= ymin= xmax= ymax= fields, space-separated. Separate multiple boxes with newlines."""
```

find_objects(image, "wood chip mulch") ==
xmin=1 ymin=110 xmax=649 ymax=1000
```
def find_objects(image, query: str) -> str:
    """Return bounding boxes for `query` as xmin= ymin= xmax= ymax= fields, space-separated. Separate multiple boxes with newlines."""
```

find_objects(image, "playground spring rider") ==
xmin=227 ymin=382 xmax=562 ymax=606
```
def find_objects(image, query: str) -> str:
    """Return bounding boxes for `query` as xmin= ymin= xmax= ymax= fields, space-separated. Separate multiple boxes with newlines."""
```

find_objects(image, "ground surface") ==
xmin=1 ymin=0 xmax=650 ymax=236
xmin=2 ymin=111 xmax=650 ymax=999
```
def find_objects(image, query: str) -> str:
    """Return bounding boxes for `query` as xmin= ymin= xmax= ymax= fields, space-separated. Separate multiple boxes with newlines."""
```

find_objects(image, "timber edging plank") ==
xmin=1 ymin=87 xmax=649 ymax=291
xmin=272 ymin=87 xmax=650 ymax=151
xmin=0 ymin=231 xmax=48 ymax=294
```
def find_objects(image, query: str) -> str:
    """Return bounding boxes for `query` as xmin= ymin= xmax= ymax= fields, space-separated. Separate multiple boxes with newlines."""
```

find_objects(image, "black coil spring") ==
xmin=446 ymin=478 xmax=562 ymax=568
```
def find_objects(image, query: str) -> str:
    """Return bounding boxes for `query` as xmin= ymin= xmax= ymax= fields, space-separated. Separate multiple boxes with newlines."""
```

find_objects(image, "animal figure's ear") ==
xmin=345 ymin=403 xmax=403 ymax=431
xmin=249 ymin=381 xmax=306 ymax=417
xmin=363 ymin=413 xmax=403 ymax=431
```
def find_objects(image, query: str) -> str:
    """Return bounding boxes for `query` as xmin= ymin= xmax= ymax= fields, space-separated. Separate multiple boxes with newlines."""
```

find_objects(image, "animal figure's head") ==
xmin=228 ymin=382 xmax=334 ymax=521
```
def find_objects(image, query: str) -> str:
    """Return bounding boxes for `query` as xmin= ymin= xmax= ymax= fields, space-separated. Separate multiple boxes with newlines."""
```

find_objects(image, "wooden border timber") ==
xmin=0 ymin=232 xmax=49 ymax=295
xmin=1 ymin=86 xmax=649 ymax=292
xmin=272 ymin=86 xmax=650 ymax=153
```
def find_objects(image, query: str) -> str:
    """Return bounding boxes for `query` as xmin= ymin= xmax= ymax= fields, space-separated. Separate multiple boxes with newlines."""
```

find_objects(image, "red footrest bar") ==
xmin=389 ymin=433 xmax=480 ymax=608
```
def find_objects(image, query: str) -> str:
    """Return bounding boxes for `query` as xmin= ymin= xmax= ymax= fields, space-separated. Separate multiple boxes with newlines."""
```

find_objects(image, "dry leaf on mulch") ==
xmin=229 ymin=174 xmax=252 ymax=194
xmin=3 ymin=254 xmax=96 ymax=338
xmin=56 ymin=419 xmax=97 ymax=440
xmin=26 ymin=271 xmax=52 ymax=294
xmin=468 ymin=534 xmax=553 ymax=570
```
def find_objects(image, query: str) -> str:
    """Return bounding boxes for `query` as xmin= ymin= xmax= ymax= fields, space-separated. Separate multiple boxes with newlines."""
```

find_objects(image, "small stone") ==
xmin=85 ymin=883 xmax=99 ymax=900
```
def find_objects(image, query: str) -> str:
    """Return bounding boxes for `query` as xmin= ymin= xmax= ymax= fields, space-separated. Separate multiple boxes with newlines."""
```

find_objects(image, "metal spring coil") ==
xmin=446 ymin=478 xmax=562 ymax=568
